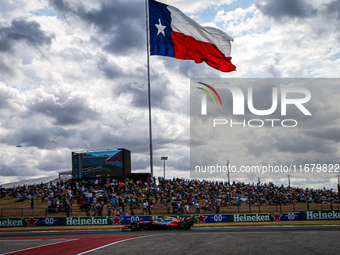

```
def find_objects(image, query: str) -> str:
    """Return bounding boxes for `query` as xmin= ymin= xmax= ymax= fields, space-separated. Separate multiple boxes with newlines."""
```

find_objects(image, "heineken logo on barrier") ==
xmin=65 ymin=217 xmax=109 ymax=226
xmin=0 ymin=218 xmax=24 ymax=227
xmin=303 ymin=210 xmax=340 ymax=220
xmin=233 ymin=213 xmax=271 ymax=222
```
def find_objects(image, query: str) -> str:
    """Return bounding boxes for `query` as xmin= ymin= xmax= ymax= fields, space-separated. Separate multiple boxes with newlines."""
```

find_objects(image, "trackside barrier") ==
xmin=301 ymin=210 xmax=340 ymax=220
xmin=2 ymin=210 xmax=340 ymax=227
xmin=150 ymin=213 xmax=300 ymax=223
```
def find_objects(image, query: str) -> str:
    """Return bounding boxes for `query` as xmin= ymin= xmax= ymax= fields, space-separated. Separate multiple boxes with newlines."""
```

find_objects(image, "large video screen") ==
xmin=72 ymin=148 xmax=131 ymax=179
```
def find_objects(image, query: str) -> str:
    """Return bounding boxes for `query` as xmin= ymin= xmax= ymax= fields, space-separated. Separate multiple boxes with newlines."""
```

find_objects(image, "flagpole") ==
xmin=145 ymin=0 xmax=154 ymax=177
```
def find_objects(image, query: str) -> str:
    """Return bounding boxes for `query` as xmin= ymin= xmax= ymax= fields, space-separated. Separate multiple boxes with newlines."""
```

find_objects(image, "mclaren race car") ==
xmin=122 ymin=216 xmax=193 ymax=231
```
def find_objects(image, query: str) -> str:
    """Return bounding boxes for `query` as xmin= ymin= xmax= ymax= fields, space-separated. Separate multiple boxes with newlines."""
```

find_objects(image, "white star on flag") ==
xmin=155 ymin=18 xmax=166 ymax=36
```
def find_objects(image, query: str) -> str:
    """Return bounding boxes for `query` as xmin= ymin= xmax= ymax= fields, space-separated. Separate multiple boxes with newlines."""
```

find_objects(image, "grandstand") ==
xmin=0 ymin=176 xmax=339 ymax=218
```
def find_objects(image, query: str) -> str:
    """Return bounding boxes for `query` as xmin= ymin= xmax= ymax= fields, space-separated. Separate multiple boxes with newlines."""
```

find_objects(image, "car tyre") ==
xmin=130 ymin=222 xmax=140 ymax=231
xmin=178 ymin=221 xmax=188 ymax=230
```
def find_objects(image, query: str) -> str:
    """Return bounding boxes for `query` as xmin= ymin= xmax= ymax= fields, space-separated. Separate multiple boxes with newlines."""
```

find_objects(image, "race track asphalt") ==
xmin=1 ymin=226 xmax=340 ymax=255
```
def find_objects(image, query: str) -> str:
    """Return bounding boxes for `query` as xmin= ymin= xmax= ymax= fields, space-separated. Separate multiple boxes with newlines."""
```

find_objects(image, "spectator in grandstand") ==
xmin=185 ymin=203 xmax=189 ymax=214
xmin=143 ymin=200 xmax=148 ymax=215
xmin=122 ymin=202 xmax=126 ymax=214
xmin=6 ymin=175 xmax=340 ymax=217
xmin=66 ymin=206 xmax=70 ymax=217
xmin=130 ymin=205 xmax=135 ymax=216
xmin=195 ymin=202 xmax=200 ymax=214
xmin=148 ymin=202 xmax=152 ymax=215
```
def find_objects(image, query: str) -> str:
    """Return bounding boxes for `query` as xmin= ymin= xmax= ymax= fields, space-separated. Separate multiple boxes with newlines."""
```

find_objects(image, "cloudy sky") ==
xmin=190 ymin=78 xmax=340 ymax=188
xmin=0 ymin=0 xmax=339 ymax=188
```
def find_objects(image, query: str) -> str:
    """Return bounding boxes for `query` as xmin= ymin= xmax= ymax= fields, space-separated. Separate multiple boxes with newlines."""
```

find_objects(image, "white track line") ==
xmin=76 ymin=236 xmax=151 ymax=255
xmin=0 ymin=239 xmax=77 ymax=255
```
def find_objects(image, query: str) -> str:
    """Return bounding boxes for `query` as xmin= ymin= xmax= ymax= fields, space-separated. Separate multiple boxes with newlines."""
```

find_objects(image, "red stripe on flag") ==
xmin=172 ymin=31 xmax=236 ymax=72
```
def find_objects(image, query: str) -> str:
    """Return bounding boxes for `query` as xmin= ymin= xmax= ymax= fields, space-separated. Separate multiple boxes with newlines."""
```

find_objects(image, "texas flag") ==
xmin=149 ymin=0 xmax=236 ymax=72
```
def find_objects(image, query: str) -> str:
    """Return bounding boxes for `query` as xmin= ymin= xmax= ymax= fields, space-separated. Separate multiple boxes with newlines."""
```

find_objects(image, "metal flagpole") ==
xmin=145 ymin=0 xmax=154 ymax=177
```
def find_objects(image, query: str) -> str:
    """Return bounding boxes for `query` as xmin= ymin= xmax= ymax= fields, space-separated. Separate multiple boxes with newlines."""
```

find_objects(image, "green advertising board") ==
xmin=302 ymin=210 xmax=340 ymax=220
xmin=0 ymin=218 xmax=25 ymax=227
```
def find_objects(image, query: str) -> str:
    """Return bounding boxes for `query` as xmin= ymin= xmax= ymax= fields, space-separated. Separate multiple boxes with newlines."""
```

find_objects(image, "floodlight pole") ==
xmin=226 ymin=160 xmax=230 ymax=185
xmin=331 ymin=188 xmax=333 ymax=210
xmin=161 ymin=157 xmax=168 ymax=179
xmin=32 ymin=193 xmax=35 ymax=217
xmin=145 ymin=0 xmax=153 ymax=177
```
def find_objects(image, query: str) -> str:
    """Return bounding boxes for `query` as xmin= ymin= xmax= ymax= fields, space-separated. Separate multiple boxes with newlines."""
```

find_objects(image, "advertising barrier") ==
xmin=2 ymin=210 xmax=340 ymax=227
xmin=301 ymin=210 xmax=340 ymax=220
xmin=231 ymin=212 xmax=300 ymax=222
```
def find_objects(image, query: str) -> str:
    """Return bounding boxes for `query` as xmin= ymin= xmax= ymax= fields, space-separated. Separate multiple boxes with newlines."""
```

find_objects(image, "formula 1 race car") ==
xmin=122 ymin=216 xmax=193 ymax=231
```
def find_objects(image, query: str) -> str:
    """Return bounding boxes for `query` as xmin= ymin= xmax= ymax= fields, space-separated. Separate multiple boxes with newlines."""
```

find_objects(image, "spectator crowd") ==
xmin=3 ymin=177 xmax=340 ymax=216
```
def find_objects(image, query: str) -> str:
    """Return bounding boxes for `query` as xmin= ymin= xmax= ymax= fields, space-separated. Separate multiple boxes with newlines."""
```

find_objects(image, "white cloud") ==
xmin=213 ymin=1 xmax=340 ymax=78
xmin=155 ymin=0 xmax=237 ymax=13
xmin=0 ymin=0 xmax=339 ymax=190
